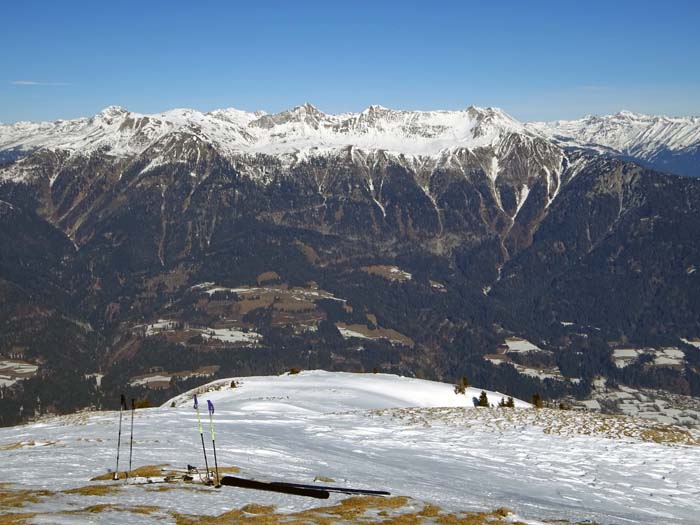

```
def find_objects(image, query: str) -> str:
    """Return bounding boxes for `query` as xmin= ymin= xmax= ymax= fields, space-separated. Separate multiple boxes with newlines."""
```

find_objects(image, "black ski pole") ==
xmin=126 ymin=398 xmax=135 ymax=483
xmin=207 ymin=400 xmax=220 ymax=487
xmin=194 ymin=394 xmax=211 ymax=484
xmin=114 ymin=394 xmax=126 ymax=480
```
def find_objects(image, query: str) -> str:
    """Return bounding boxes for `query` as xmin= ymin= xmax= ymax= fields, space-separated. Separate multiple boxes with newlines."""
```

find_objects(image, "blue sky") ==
xmin=1 ymin=0 xmax=699 ymax=123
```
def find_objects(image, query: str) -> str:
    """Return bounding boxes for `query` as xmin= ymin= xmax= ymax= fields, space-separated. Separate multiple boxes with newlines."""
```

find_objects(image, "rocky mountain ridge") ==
xmin=0 ymin=104 xmax=535 ymax=160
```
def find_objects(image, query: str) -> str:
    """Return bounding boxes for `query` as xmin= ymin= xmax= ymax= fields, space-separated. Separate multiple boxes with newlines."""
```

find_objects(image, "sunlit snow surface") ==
xmin=1 ymin=371 xmax=700 ymax=524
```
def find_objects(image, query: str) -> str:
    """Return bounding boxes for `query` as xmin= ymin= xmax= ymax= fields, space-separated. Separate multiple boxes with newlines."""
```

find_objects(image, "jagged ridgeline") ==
xmin=0 ymin=104 xmax=699 ymax=425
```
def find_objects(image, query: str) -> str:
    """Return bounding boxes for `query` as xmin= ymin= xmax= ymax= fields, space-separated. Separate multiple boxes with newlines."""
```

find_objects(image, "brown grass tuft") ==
xmin=215 ymin=465 xmax=241 ymax=474
xmin=641 ymin=426 xmax=700 ymax=446
xmin=241 ymin=504 xmax=276 ymax=514
xmin=314 ymin=476 xmax=335 ymax=483
xmin=0 ymin=513 xmax=37 ymax=525
xmin=90 ymin=463 xmax=170 ymax=480
xmin=62 ymin=484 xmax=122 ymax=496
xmin=0 ymin=440 xmax=56 ymax=451
xmin=0 ymin=487 xmax=54 ymax=508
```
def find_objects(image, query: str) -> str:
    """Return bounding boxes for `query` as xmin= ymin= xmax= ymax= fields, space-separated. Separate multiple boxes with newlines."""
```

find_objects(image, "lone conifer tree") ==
xmin=478 ymin=391 xmax=489 ymax=407
xmin=531 ymin=393 xmax=543 ymax=408
xmin=454 ymin=376 xmax=469 ymax=395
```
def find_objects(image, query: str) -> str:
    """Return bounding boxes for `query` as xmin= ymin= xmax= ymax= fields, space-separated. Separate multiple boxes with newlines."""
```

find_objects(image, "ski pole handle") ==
xmin=120 ymin=394 xmax=127 ymax=410
xmin=194 ymin=394 xmax=203 ymax=434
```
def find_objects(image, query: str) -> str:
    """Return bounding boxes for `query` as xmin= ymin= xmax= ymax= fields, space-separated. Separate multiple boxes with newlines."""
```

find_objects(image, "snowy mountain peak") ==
xmin=98 ymin=105 xmax=129 ymax=117
xmin=363 ymin=104 xmax=389 ymax=113
xmin=466 ymin=106 xmax=523 ymax=135
xmin=93 ymin=106 xmax=131 ymax=125
xmin=251 ymin=102 xmax=332 ymax=130
xmin=614 ymin=109 xmax=645 ymax=120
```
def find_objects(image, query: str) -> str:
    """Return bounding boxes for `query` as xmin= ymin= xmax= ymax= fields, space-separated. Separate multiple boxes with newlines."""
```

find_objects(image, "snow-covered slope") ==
xmin=0 ymin=104 xmax=537 ymax=158
xmin=2 ymin=371 xmax=699 ymax=525
xmin=167 ymin=370 xmax=529 ymax=413
xmin=530 ymin=111 xmax=700 ymax=158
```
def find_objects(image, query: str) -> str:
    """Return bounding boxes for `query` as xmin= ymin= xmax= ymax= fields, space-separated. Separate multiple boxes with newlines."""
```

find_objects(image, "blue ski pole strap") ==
xmin=207 ymin=400 xmax=214 ymax=415
xmin=193 ymin=394 xmax=199 ymax=409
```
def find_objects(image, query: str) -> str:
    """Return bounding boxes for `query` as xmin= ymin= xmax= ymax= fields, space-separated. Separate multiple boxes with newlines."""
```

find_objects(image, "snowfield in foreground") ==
xmin=1 ymin=370 xmax=699 ymax=524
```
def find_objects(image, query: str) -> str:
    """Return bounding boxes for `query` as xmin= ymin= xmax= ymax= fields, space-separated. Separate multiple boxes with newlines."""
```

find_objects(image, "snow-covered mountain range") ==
xmin=2 ymin=371 xmax=699 ymax=525
xmin=530 ymin=110 xmax=700 ymax=156
xmin=2 ymin=105 xmax=698 ymax=177
xmin=529 ymin=110 xmax=700 ymax=177
xmin=0 ymin=104 xmax=533 ymax=159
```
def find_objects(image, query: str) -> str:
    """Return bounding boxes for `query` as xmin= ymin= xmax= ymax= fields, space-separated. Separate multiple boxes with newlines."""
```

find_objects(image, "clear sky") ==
xmin=1 ymin=0 xmax=699 ymax=123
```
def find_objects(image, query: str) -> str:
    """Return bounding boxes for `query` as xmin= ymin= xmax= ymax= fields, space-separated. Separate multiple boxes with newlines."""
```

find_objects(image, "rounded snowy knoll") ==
xmin=165 ymin=370 xmax=529 ymax=413
xmin=2 ymin=370 xmax=700 ymax=525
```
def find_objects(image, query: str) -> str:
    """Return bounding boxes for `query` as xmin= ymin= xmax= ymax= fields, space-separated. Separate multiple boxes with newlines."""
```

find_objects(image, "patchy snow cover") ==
xmin=681 ymin=337 xmax=700 ymax=349
xmin=128 ymin=374 xmax=173 ymax=387
xmin=360 ymin=265 xmax=413 ymax=282
xmin=336 ymin=326 xmax=371 ymax=340
xmin=1 ymin=370 xmax=700 ymax=524
xmin=564 ymin=382 xmax=700 ymax=429
xmin=0 ymin=104 xmax=538 ymax=160
xmin=511 ymin=364 xmax=563 ymax=381
xmin=0 ymin=359 xmax=39 ymax=387
xmin=200 ymin=327 xmax=262 ymax=344
xmin=140 ymin=319 xmax=179 ymax=336
xmin=612 ymin=347 xmax=686 ymax=368
xmin=613 ymin=348 xmax=642 ymax=368
xmin=193 ymin=282 xmax=344 ymax=303
xmin=134 ymin=315 xmax=262 ymax=346
xmin=388 ymin=267 xmax=412 ymax=280
xmin=503 ymin=337 xmax=543 ymax=353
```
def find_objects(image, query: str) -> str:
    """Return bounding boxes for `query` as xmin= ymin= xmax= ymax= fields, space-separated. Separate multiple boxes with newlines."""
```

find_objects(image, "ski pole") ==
xmin=207 ymin=400 xmax=220 ymax=487
xmin=126 ymin=398 xmax=135 ymax=483
xmin=194 ymin=394 xmax=211 ymax=484
xmin=114 ymin=394 xmax=126 ymax=480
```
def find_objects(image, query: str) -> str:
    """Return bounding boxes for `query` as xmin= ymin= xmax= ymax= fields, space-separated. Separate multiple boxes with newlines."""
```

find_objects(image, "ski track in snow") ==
xmin=1 ymin=371 xmax=699 ymax=524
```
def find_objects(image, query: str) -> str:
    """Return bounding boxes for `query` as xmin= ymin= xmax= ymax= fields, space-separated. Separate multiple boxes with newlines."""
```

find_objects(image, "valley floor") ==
xmin=1 ymin=371 xmax=699 ymax=524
